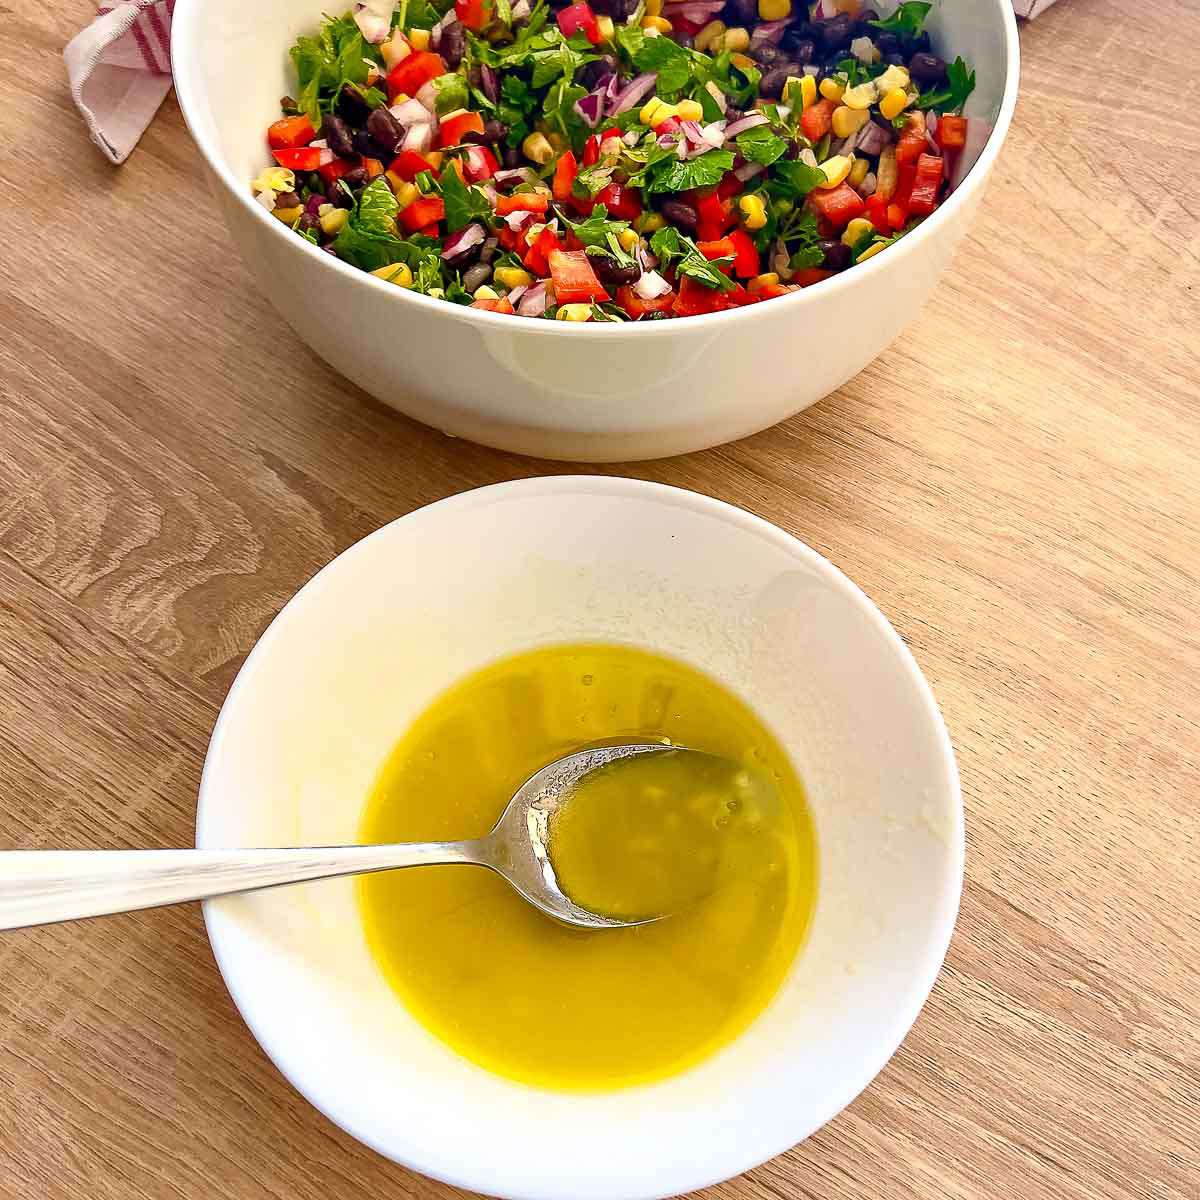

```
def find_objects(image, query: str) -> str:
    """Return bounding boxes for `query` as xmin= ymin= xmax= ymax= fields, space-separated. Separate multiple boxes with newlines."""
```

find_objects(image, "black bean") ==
xmin=883 ymin=51 xmax=905 ymax=66
xmin=352 ymin=128 xmax=387 ymax=159
xmin=467 ymin=65 xmax=483 ymax=91
xmin=581 ymin=54 xmax=618 ymax=89
xmin=443 ymin=242 xmax=481 ymax=271
xmin=782 ymin=139 xmax=802 ymax=160
xmin=440 ymin=22 xmax=466 ymax=69
xmin=297 ymin=212 xmax=321 ymax=236
xmin=323 ymin=114 xmax=357 ymax=159
xmin=329 ymin=183 xmax=354 ymax=209
xmin=661 ymin=198 xmax=699 ymax=231
xmin=462 ymin=262 xmax=493 ymax=291
xmin=592 ymin=257 xmax=640 ymax=287
xmin=479 ymin=237 xmax=500 ymax=264
xmin=723 ymin=0 xmax=757 ymax=25
xmin=366 ymin=107 xmax=405 ymax=154
xmin=502 ymin=145 xmax=521 ymax=168
xmin=335 ymin=83 xmax=371 ymax=124
xmin=751 ymin=44 xmax=784 ymax=66
xmin=759 ymin=63 xmax=800 ymax=99
xmin=463 ymin=119 xmax=509 ymax=145
xmin=875 ymin=31 xmax=899 ymax=55
xmin=791 ymin=20 xmax=822 ymax=42
xmin=818 ymin=239 xmax=851 ymax=271
xmin=908 ymin=51 xmax=947 ymax=85
xmin=784 ymin=37 xmax=816 ymax=65
xmin=854 ymin=8 xmax=879 ymax=34
xmin=817 ymin=13 xmax=854 ymax=51
xmin=275 ymin=190 xmax=302 ymax=209
xmin=342 ymin=166 xmax=369 ymax=189
xmin=904 ymin=30 xmax=932 ymax=54
xmin=304 ymin=192 xmax=328 ymax=215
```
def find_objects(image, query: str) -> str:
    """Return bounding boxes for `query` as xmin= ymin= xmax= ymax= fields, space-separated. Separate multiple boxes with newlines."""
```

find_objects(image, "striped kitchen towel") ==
xmin=65 ymin=0 xmax=1059 ymax=165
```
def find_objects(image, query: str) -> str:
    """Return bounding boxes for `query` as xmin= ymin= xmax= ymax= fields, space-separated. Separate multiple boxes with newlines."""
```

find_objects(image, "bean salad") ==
xmin=254 ymin=0 xmax=976 ymax=320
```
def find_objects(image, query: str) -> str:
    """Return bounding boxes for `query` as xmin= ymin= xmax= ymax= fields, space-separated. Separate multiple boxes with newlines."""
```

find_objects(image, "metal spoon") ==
xmin=0 ymin=743 xmax=681 ymax=933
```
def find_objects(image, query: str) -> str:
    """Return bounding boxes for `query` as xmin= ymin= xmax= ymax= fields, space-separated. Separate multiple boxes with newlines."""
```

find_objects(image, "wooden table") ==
xmin=2 ymin=1 xmax=1198 ymax=1197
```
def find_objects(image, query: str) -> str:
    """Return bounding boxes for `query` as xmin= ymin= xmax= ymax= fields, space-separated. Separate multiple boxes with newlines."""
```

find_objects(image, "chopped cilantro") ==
xmin=870 ymin=1 xmax=932 ymax=39
xmin=736 ymin=125 xmax=788 ymax=166
xmin=634 ymin=36 xmax=693 ymax=94
xmin=768 ymin=159 xmax=827 ymax=199
xmin=289 ymin=13 xmax=382 ymax=129
xmin=332 ymin=177 xmax=410 ymax=271
xmin=432 ymin=73 xmax=469 ymax=115
xmin=645 ymin=148 xmax=735 ymax=194
xmin=915 ymin=55 xmax=976 ymax=114
xmin=440 ymin=167 xmax=494 ymax=232
xmin=558 ymin=204 xmax=631 ymax=249
xmin=649 ymin=226 xmax=735 ymax=292
xmin=573 ymin=162 xmax=616 ymax=199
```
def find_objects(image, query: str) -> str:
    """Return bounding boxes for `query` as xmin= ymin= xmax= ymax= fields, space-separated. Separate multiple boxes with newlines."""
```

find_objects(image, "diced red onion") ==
xmin=799 ymin=146 xmax=818 ymax=168
xmin=391 ymin=97 xmax=430 ymax=126
xmin=517 ymin=282 xmax=548 ymax=317
xmin=667 ymin=0 xmax=726 ymax=22
xmin=311 ymin=138 xmax=329 ymax=149
xmin=430 ymin=8 xmax=457 ymax=50
xmin=623 ymin=129 xmax=641 ymax=146
xmin=680 ymin=120 xmax=705 ymax=143
xmin=859 ymin=171 xmax=877 ymax=196
xmin=812 ymin=0 xmax=837 ymax=17
xmin=575 ymin=90 xmax=605 ymax=128
xmin=770 ymin=239 xmax=792 ymax=281
xmin=605 ymin=74 xmax=623 ymax=105
xmin=724 ymin=113 xmax=769 ymax=137
xmin=506 ymin=284 xmax=528 ymax=307
xmin=856 ymin=121 xmax=891 ymax=157
xmin=750 ymin=19 xmax=789 ymax=47
xmin=480 ymin=183 xmax=500 ymax=205
xmin=610 ymin=72 xmax=659 ymax=116
xmin=636 ymin=245 xmax=658 ymax=271
xmin=734 ymin=160 xmax=765 ymax=182
xmin=402 ymin=123 xmax=432 ymax=153
xmin=925 ymin=114 xmax=941 ymax=153
xmin=317 ymin=148 xmax=335 ymax=166
xmin=634 ymin=270 xmax=671 ymax=300
xmin=352 ymin=0 xmax=394 ymax=44
xmin=503 ymin=208 xmax=537 ymax=231
xmin=699 ymin=121 xmax=726 ymax=146
xmin=415 ymin=79 xmax=440 ymax=112
xmin=493 ymin=167 xmax=536 ymax=188
xmin=441 ymin=224 xmax=486 ymax=260
xmin=676 ymin=136 xmax=689 ymax=159
xmin=511 ymin=0 xmax=530 ymax=18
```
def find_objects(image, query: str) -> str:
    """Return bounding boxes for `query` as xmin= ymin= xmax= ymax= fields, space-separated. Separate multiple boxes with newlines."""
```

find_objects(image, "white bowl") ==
xmin=197 ymin=476 xmax=962 ymax=1200
xmin=172 ymin=1 xmax=1018 ymax=462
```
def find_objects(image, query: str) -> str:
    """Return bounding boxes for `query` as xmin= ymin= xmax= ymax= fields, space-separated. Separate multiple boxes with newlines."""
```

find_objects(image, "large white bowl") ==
xmin=197 ymin=476 xmax=962 ymax=1200
xmin=172 ymin=1 xmax=1018 ymax=461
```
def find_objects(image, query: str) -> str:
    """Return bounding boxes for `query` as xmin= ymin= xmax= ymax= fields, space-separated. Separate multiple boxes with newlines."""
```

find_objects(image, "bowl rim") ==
xmin=170 ymin=0 xmax=1019 ymax=339
xmin=196 ymin=475 xmax=965 ymax=1200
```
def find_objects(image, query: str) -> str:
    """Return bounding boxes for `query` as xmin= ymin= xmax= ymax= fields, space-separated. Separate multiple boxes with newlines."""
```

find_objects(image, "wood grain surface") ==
xmin=2 ymin=0 xmax=1198 ymax=1197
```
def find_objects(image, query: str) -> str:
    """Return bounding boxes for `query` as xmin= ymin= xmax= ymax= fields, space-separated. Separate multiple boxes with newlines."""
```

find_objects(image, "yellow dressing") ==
xmin=358 ymin=642 xmax=817 ymax=1091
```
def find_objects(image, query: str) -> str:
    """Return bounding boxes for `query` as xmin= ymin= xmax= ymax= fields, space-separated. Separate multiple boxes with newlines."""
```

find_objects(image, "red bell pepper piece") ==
xmin=728 ymin=229 xmax=760 ymax=279
xmin=717 ymin=173 xmax=742 ymax=201
xmin=557 ymin=2 xmax=604 ymax=44
xmin=865 ymin=193 xmax=890 ymax=235
xmin=696 ymin=236 xmax=736 ymax=264
xmin=494 ymin=191 xmax=551 ymax=216
xmin=906 ymin=152 xmax=944 ymax=216
xmin=724 ymin=283 xmax=757 ymax=306
xmin=462 ymin=144 xmax=499 ymax=183
xmin=318 ymin=157 xmax=357 ymax=187
xmin=694 ymin=192 xmax=735 ymax=241
xmin=399 ymin=195 xmax=446 ymax=232
xmin=800 ymin=97 xmax=837 ymax=141
xmin=653 ymin=116 xmax=683 ymax=137
xmin=753 ymin=281 xmax=791 ymax=300
xmin=935 ymin=114 xmax=967 ymax=150
xmin=809 ymin=182 xmax=866 ymax=229
xmin=553 ymin=150 xmax=579 ymax=203
xmin=615 ymin=285 xmax=676 ymax=318
xmin=886 ymin=203 xmax=907 ymax=230
xmin=895 ymin=112 xmax=927 ymax=164
xmin=548 ymin=249 xmax=610 ymax=304
xmin=455 ymin=0 xmax=495 ymax=31
xmin=523 ymin=225 xmax=563 ymax=275
xmin=272 ymin=146 xmax=332 ymax=171
xmin=389 ymin=150 xmax=438 ymax=182
xmin=595 ymin=183 xmax=642 ymax=222
xmin=387 ymin=52 xmax=447 ymax=102
xmin=361 ymin=157 xmax=385 ymax=180
xmin=438 ymin=111 xmax=485 ymax=148
xmin=672 ymin=277 xmax=733 ymax=316
xmin=267 ymin=114 xmax=315 ymax=150
xmin=416 ymin=222 xmax=441 ymax=237
xmin=471 ymin=295 xmax=516 ymax=313
xmin=792 ymin=267 xmax=834 ymax=287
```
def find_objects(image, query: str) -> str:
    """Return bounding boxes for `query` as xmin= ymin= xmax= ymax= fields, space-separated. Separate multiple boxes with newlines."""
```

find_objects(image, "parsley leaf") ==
xmin=649 ymin=226 xmax=735 ymax=292
xmin=615 ymin=22 xmax=646 ymax=64
xmin=768 ymin=159 xmax=827 ymax=199
xmin=432 ymin=73 xmax=469 ymax=115
xmin=870 ymin=1 xmax=932 ymax=38
xmin=915 ymin=55 xmax=976 ymax=114
xmin=332 ymin=177 xmax=409 ymax=270
xmin=440 ymin=167 xmax=494 ymax=232
xmin=634 ymin=37 xmax=692 ymax=94
xmin=645 ymin=148 xmax=735 ymax=194
xmin=783 ymin=208 xmax=824 ymax=269
xmin=736 ymin=125 xmax=788 ymax=166
xmin=558 ymin=204 xmax=630 ymax=249
xmin=289 ymin=14 xmax=380 ymax=129
xmin=543 ymin=76 xmax=588 ymax=141
xmin=573 ymin=162 xmax=616 ymax=199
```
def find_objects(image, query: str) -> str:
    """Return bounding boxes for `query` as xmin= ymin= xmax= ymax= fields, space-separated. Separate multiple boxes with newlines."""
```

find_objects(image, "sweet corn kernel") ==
xmin=723 ymin=26 xmax=750 ymax=52
xmin=841 ymin=217 xmax=874 ymax=247
xmin=875 ymin=64 xmax=910 ymax=93
xmin=635 ymin=212 xmax=666 ymax=233
xmin=473 ymin=284 xmax=500 ymax=300
xmin=875 ymin=144 xmax=898 ymax=201
xmin=251 ymin=167 xmax=294 ymax=195
xmin=819 ymin=76 xmax=845 ymax=102
xmin=617 ymin=228 xmax=640 ymax=253
xmin=817 ymin=154 xmax=852 ymax=188
xmin=319 ymin=206 xmax=349 ymax=235
xmin=371 ymin=262 xmax=413 ymax=286
xmin=272 ymin=205 xmax=303 ymax=225
xmin=879 ymin=87 xmax=910 ymax=120
xmin=642 ymin=14 xmax=672 ymax=32
xmin=675 ymin=99 xmax=704 ymax=122
xmin=831 ymin=105 xmax=869 ymax=138
xmin=848 ymin=156 xmax=870 ymax=187
xmin=738 ymin=193 xmax=767 ymax=231
xmin=841 ymin=81 xmax=877 ymax=110
xmin=424 ymin=150 xmax=444 ymax=170
xmin=381 ymin=35 xmax=411 ymax=69
xmin=645 ymin=0 xmax=663 ymax=12
xmin=757 ymin=0 xmax=791 ymax=20
xmin=522 ymin=131 xmax=554 ymax=164
xmin=799 ymin=74 xmax=817 ymax=110
xmin=640 ymin=97 xmax=667 ymax=125
xmin=408 ymin=28 xmax=431 ymax=51
xmin=495 ymin=266 xmax=534 ymax=289
xmin=556 ymin=303 xmax=593 ymax=321
xmin=730 ymin=52 xmax=756 ymax=70
xmin=748 ymin=272 xmax=779 ymax=293
xmin=856 ymin=240 xmax=888 ymax=262
xmin=393 ymin=181 xmax=419 ymax=210
xmin=596 ymin=14 xmax=614 ymax=40
xmin=694 ymin=20 xmax=726 ymax=52
xmin=547 ymin=131 xmax=568 ymax=152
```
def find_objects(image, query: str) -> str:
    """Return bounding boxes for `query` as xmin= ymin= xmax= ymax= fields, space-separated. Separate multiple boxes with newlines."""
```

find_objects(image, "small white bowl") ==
xmin=198 ymin=476 xmax=962 ymax=1200
xmin=172 ymin=0 xmax=1018 ymax=461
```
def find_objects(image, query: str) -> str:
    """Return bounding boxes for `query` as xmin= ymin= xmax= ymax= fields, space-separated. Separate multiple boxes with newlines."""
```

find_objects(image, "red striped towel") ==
xmin=65 ymin=0 xmax=1057 ymax=165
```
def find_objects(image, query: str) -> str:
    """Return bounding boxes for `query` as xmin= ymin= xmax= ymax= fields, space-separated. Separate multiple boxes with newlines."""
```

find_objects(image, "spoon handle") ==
xmin=0 ymin=842 xmax=487 ymax=932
